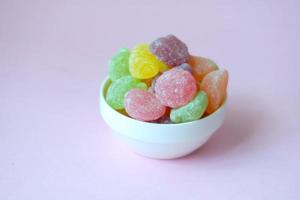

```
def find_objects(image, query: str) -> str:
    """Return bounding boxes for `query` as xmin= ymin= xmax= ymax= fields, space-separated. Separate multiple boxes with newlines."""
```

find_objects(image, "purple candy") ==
xmin=149 ymin=34 xmax=189 ymax=67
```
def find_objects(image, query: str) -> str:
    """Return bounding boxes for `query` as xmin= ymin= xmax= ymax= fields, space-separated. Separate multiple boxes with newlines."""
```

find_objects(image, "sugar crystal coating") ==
xmin=129 ymin=44 xmax=168 ymax=79
xmin=148 ymin=73 xmax=161 ymax=94
xmin=200 ymin=69 xmax=228 ymax=114
xmin=150 ymin=107 xmax=172 ymax=124
xmin=108 ymin=48 xmax=130 ymax=81
xmin=150 ymin=34 xmax=189 ymax=67
xmin=125 ymin=89 xmax=166 ymax=121
xmin=170 ymin=91 xmax=208 ymax=123
xmin=105 ymin=34 xmax=229 ymax=123
xmin=106 ymin=76 xmax=147 ymax=110
xmin=188 ymin=55 xmax=218 ymax=81
xmin=155 ymin=68 xmax=197 ymax=108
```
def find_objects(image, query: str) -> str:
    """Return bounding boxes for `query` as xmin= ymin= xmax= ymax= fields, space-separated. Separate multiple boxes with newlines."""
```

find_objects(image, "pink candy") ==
xmin=124 ymin=89 xmax=166 ymax=121
xmin=155 ymin=67 xmax=197 ymax=108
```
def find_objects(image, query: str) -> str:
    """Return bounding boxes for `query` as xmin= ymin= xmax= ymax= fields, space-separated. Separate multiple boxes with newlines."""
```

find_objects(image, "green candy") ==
xmin=106 ymin=76 xmax=147 ymax=110
xmin=108 ymin=48 xmax=131 ymax=81
xmin=170 ymin=91 xmax=208 ymax=123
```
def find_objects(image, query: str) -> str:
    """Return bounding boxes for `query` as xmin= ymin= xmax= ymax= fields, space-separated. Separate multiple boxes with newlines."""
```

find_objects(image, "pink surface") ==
xmin=1 ymin=0 xmax=299 ymax=199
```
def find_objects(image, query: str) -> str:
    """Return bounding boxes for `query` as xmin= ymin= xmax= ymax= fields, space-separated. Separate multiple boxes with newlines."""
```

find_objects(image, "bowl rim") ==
xmin=100 ymin=76 xmax=227 ymax=127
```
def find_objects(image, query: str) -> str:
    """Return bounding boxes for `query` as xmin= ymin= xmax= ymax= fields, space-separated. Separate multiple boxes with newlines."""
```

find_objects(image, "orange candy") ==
xmin=196 ymin=81 xmax=202 ymax=90
xmin=200 ymin=69 xmax=228 ymax=114
xmin=143 ymin=78 xmax=153 ymax=87
xmin=188 ymin=55 xmax=218 ymax=81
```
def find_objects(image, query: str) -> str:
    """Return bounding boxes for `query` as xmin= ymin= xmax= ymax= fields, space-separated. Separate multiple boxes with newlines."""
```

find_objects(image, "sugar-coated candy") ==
xmin=129 ymin=44 xmax=169 ymax=79
xmin=155 ymin=67 xmax=197 ymax=108
xmin=152 ymin=114 xmax=172 ymax=124
xmin=151 ymin=108 xmax=172 ymax=124
xmin=200 ymin=69 xmax=228 ymax=114
xmin=156 ymin=115 xmax=172 ymax=124
xmin=170 ymin=91 xmax=208 ymax=123
xmin=106 ymin=76 xmax=147 ymax=110
xmin=125 ymin=89 xmax=166 ymax=121
xmin=159 ymin=63 xmax=170 ymax=72
xmin=150 ymin=35 xmax=189 ymax=67
xmin=177 ymin=63 xmax=193 ymax=73
xmin=143 ymin=78 xmax=153 ymax=87
xmin=188 ymin=55 xmax=218 ymax=81
xmin=108 ymin=48 xmax=130 ymax=81
xmin=148 ymin=73 xmax=161 ymax=94
xmin=196 ymin=81 xmax=202 ymax=90
xmin=117 ymin=109 xmax=129 ymax=117
xmin=104 ymin=34 xmax=230 ymax=123
xmin=148 ymin=85 xmax=155 ymax=94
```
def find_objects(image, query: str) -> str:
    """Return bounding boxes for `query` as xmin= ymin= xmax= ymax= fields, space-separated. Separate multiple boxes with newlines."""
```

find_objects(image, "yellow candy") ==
xmin=129 ymin=44 xmax=169 ymax=79
xmin=159 ymin=62 xmax=170 ymax=72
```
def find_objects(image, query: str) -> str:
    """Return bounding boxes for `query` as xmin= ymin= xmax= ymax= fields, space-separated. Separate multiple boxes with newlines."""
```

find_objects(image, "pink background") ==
xmin=1 ymin=0 xmax=299 ymax=199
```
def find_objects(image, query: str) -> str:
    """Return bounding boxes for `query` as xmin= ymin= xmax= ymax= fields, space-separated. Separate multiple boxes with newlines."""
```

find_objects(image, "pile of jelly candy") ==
xmin=106 ymin=34 xmax=229 ymax=123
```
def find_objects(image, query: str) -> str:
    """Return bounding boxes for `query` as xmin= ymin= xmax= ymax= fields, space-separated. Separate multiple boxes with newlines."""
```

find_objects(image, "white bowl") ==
xmin=99 ymin=77 xmax=226 ymax=159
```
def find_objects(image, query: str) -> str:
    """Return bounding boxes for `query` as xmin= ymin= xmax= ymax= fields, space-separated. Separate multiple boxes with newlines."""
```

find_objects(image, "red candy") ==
xmin=125 ymin=89 xmax=166 ymax=121
xmin=155 ymin=68 xmax=197 ymax=108
xmin=106 ymin=34 xmax=230 ymax=123
xmin=148 ymin=73 xmax=161 ymax=94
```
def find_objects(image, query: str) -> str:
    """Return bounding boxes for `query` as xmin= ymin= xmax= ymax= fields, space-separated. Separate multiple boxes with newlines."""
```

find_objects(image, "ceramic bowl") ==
xmin=100 ymin=77 xmax=226 ymax=159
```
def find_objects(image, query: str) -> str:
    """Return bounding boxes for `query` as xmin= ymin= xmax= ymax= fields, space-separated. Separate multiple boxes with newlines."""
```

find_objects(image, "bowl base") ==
xmin=114 ymin=132 xmax=211 ymax=159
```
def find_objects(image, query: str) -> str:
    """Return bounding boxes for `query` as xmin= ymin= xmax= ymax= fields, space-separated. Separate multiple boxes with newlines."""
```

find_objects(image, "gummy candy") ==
xmin=129 ymin=44 xmax=169 ymax=79
xmin=143 ymin=78 xmax=153 ymax=87
xmin=156 ymin=108 xmax=172 ymax=124
xmin=200 ymin=69 xmax=228 ymax=114
xmin=125 ymin=89 xmax=166 ymax=121
xmin=104 ymin=34 xmax=230 ymax=123
xmin=150 ymin=34 xmax=189 ymax=67
xmin=117 ymin=109 xmax=129 ymax=117
xmin=155 ymin=67 xmax=197 ymax=108
xmin=188 ymin=55 xmax=218 ymax=81
xmin=170 ymin=91 xmax=208 ymax=123
xmin=148 ymin=85 xmax=155 ymax=94
xmin=159 ymin=63 xmax=170 ymax=72
xmin=148 ymin=73 xmax=161 ymax=94
xmin=108 ymin=48 xmax=130 ymax=81
xmin=197 ymin=81 xmax=202 ymax=90
xmin=157 ymin=115 xmax=172 ymax=124
xmin=177 ymin=63 xmax=193 ymax=73
xmin=106 ymin=76 xmax=147 ymax=110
